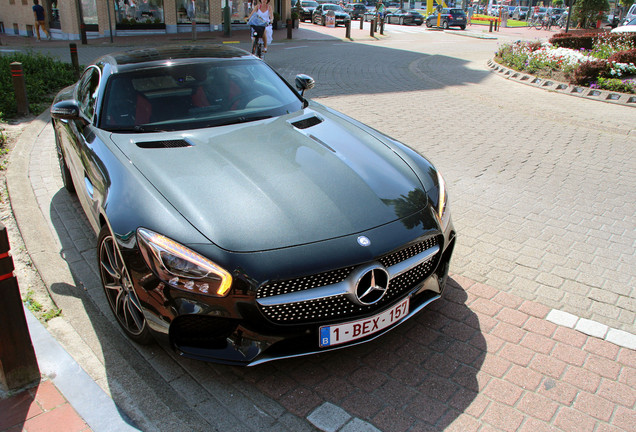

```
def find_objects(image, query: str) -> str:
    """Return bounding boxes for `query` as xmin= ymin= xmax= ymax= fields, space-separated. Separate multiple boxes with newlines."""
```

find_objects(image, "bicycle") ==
xmin=251 ymin=25 xmax=266 ymax=59
xmin=528 ymin=15 xmax=542 ymax=29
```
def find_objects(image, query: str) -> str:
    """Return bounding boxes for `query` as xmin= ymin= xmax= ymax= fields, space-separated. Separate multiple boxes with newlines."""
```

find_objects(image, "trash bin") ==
xmin=326 ymin=10 xmax=336 ymax=27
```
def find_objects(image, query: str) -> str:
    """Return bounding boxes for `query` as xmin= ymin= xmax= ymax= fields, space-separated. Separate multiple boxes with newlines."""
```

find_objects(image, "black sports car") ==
xmin=385 ymin=9 xmax=424 ymax=25
xmin=50 ymin=45 xmax=456 ymax=366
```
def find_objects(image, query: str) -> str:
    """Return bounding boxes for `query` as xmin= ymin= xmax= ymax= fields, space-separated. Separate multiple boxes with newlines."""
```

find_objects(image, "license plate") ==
xmin=319 ymin=297 xmax=410 ymax=347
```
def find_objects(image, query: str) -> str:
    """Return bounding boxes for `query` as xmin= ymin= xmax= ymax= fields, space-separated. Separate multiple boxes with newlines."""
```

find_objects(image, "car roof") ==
xmin=96 ymin=45 xmax=251 ymax=72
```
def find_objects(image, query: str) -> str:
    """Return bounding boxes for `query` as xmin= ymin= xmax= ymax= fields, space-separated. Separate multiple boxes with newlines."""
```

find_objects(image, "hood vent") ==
xmin=136 ymin=139 xmax=191 ymax=149
xmin=291 ymin=116 xmax=323 ymax=130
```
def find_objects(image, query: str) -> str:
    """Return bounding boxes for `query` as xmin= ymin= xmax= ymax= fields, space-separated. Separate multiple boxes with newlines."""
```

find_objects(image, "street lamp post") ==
xmin=224 ymin=0 xmax=231 ymax=36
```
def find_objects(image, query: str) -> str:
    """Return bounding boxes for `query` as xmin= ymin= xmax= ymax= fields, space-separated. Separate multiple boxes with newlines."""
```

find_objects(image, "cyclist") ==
xmin=376 ymin=0 xmax=386 ymax=20
xmin=247 ymin=0 xmax=273 ymax=53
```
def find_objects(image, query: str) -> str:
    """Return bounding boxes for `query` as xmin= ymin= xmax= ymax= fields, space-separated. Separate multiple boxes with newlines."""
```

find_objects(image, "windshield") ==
xmin=100 ymin=59 xmax=303 ymax=132
xmin=324 ymin=5 xmax=345 ymax=11
xmin=302 ymin=1 xmax=318 ymax=6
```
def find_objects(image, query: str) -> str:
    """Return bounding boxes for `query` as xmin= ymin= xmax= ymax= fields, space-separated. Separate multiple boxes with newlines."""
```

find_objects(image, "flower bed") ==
xmin=495 ymin=32 xmax=636 ymax=94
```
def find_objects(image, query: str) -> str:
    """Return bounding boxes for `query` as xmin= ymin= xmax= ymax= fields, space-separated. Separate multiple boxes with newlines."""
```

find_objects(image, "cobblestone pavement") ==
xmin=4 ymin=23 xmax=636 ymax=431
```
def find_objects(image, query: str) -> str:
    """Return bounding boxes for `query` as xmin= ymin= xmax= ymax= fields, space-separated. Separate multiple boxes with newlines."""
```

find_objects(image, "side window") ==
xmin=76 ymin=66 xmax=101 ymax=122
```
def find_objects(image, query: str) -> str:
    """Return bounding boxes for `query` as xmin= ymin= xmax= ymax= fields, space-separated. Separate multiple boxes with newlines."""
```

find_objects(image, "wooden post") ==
xmin=10 ymin=63 xmax=29 ymax=117
xmin=0 ymin=223 xmax=40 ymax=391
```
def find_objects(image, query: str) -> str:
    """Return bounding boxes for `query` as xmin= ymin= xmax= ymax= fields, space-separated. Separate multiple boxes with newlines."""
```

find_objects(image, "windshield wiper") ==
xmin=211 ymin=115 xmax=273 ymax=127
xmin=106 ymin=125 xmax=169 ymax=133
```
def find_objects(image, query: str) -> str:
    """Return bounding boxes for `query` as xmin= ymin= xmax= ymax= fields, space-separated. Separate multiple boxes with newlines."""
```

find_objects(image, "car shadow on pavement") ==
xmin=223 ymin=276 xmax=487 ymax=430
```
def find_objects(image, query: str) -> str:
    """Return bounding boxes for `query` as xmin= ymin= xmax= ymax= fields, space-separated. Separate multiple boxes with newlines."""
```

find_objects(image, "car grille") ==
xmin=257 ymin=236 xmax=440 ymax=325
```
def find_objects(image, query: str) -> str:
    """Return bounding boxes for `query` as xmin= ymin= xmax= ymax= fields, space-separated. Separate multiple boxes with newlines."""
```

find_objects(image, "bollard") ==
xmin=380 ymin=17 xmax=384 ymax=35
xmin=70 ymin=43 xmax=80 ymax=78
xmin=360 ymin=16 xmax=363 ymax=29
xmin=489 ymin=20 xmax=493 ymax=32
xmin=345 ymin=19 xmax=351 ymax=39
xmin=0 ymin=223 xmax=40 ymax=391
xmin=10 ymin=63 xmax=29 ymax=117
xmin=370 ymin=19 xmax=375 ymax=37
xmin=287 ymin=19 xmax=293 ymax=39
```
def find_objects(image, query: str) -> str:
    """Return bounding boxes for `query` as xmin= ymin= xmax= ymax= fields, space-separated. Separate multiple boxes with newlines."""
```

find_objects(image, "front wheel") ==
xmin=442 ymin=20 xmax=449 ymax=29
xmin=426 ymin=20 xmax=432 ymax=27
xmin=98 ymin=225 xmax=153 ymax=344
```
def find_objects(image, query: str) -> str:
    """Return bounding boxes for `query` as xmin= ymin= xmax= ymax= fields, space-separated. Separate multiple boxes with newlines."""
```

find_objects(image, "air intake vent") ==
xmin=136 ymin=139 xmax=191 ymax=149
xmin=291 ymin=116 xmax=322 ymax=130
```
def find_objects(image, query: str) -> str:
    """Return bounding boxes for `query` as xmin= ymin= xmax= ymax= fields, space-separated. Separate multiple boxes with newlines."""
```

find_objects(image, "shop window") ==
xmin=116 ymin=0 xmax=165 ymax=26
xmin=232 ymin=0 xmax=254 ymax=23
xmin=177 ymin=0 xmax=209 ymax=24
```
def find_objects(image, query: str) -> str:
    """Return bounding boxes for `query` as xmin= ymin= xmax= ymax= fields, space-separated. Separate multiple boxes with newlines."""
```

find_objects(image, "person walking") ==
xmin=32 ymin=0 xmax=51 ymax=41
xmin=467 ymin=4 xmax=473 ymax=25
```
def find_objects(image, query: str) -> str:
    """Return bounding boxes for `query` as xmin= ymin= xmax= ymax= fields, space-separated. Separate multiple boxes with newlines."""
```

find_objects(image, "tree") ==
xmin=572 ymin=0 xmax=610 ymax=27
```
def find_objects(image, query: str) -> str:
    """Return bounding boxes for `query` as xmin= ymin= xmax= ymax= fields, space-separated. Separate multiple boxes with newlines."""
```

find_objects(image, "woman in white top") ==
xmin=247 ymin=0 xmax=273 ymax=52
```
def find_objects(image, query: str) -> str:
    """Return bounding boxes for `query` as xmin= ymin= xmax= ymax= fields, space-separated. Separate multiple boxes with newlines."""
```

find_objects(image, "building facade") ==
xmin=1 ymin=0 xmax=291 ymax=40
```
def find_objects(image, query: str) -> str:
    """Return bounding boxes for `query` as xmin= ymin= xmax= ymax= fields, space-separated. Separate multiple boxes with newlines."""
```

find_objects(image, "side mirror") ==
xmin=50 ymin=100 xmax=81 ymax=120
xmin=295 ymin=74 xmax=315 ymax=97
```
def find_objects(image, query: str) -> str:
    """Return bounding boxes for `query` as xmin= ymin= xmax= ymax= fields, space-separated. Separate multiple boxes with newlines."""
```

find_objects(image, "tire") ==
xmin=460 ymin=25 xmax=465 ymax=30
xmin=442 ymin=20 xmax=449 ymax=29
xmin=425 ymin=20 xmax=432 ymax=28
xmin=54 ymin=128 xmax=75 ymax=194
xmin=256 ymin=43 xmax=262 ymax=59
xmin=98 ymin=225 xmax=153 ymax=345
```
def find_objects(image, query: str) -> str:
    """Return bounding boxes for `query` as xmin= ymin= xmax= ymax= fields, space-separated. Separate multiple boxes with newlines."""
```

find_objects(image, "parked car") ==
xmin=295 ymin=0 xmax=319 ymax=22
xmin=512 ymin=6 xmax=528 ymax=20
xmin=507 ymin=6 xmax=516 ymax=18
xmin=611 ymin=17 xmax=636 ymax=32
xmin=620 ymin=4 xmax=636 ymax=26
xmin=425 ymin=8 xmax=467 ymax=29
xmin=384 ymin=9 xmax=424 ymax=25
xmin=345 ymin=3 xmax=367 ymax=19
xmin=49 ymin=44 xmax=456 ymax=366
xmin=363 ymin=8 xmax=379 ymax=21
xmin=312 ymin=3 xmax=351 ymax=26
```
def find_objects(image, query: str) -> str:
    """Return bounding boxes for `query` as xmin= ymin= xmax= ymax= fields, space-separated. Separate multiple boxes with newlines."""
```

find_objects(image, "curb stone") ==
xmin=487 ymin=58 xmax=636 ymax=108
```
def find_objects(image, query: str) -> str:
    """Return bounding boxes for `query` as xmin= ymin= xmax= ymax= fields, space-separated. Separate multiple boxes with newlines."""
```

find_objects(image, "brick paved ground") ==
xmin=0 ymin=381 xmax=91 ymax=432
xmin=3 ymin=23 xmax=635 ymax=431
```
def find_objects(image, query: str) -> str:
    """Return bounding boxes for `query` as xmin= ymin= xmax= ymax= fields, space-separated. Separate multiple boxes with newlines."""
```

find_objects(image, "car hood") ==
xmin=110 ymin=106 xmax=431 ymax=252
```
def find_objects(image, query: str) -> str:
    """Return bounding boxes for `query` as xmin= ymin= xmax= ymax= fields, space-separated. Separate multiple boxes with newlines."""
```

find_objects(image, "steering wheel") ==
xmin=228 ymin=90 xmax=262 ymax=110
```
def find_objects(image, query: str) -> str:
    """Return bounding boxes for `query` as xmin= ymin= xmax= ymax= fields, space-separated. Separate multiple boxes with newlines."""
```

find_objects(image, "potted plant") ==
xmin=273 ymin=11 xmax=281 ymax=29
xmin=291 ymin=10 xmax=300 ymax=28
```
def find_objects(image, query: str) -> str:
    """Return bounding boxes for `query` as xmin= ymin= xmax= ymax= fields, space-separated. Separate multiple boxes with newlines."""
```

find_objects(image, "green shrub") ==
xmin=594 ymin=77 xmax=636 ymax=93
xmin=0 ymin=51 xmax=77 ymax=118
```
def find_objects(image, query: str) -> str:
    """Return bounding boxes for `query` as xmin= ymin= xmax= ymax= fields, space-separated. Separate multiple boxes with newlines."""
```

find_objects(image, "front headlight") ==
xmin=436 ymin=170 xmax=450 ymax=230
xmin=137 ymin=228 xmax=232 ymax=297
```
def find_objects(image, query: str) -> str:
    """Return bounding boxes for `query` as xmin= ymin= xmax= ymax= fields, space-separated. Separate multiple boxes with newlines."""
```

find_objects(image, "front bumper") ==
xmin=132 ymin=214 xmax=456 ymax=366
